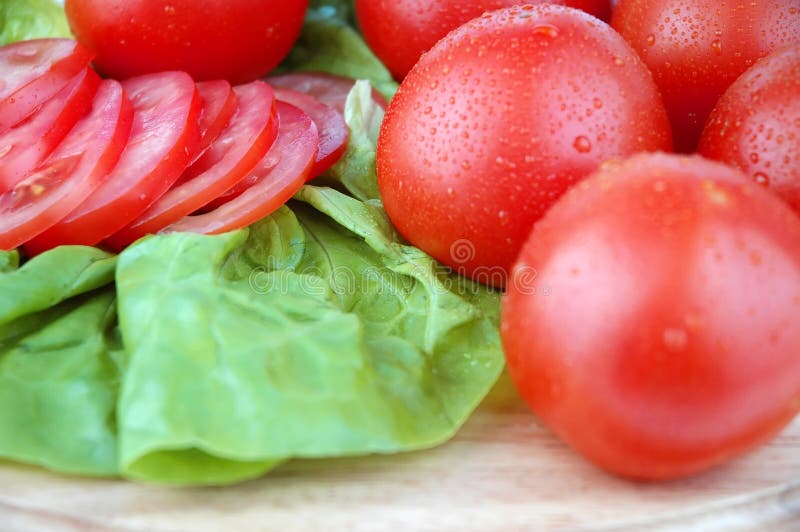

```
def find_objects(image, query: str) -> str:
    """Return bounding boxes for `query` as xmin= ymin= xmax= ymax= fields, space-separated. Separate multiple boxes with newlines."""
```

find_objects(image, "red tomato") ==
xmin=699 ymin=46 xmax=800 ymax=213
xmin=192 ymin=80 xmax=238 ymax=165
xmin=377 ymin=5 xmax=672 ymax=285
xmin=1 ymin=80 xmax=133 ymax=251
xmin=26 ymin=72 xmax=201 ymax=253
xmin=107 ymin=81 xmax=279 ymax=248
xmin=64 ymin=0 xmax=309 ymax=83
xmin=273 ymin=87 xmax=349 ymax=179
xmin=502 ymin=153 xmax=800 ymax=480
xmin=0 ymin=39 xmax=93 ymax=132
xmin=268 ymin=72 xmax=387 ymax=114
xmin=612 ymin=0 xmax=800 ymax=152
xmin=0 ymin=67 xmax=100 ymax=191
xmin=355 ymin=0 xmax=613 ymax=79
xmin=168 ymin=101 xmax=318 ymax=235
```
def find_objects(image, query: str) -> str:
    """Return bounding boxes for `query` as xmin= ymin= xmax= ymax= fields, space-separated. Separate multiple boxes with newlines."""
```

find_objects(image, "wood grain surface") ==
xmin=0 ymin=374 xmax=797 ymax=531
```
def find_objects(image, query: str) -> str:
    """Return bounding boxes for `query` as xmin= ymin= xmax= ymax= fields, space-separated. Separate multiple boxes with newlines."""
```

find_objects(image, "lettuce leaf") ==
xmin=115 ymin=200 xmax=502 ymax=485
xmin=0 ymin=0 xmax=71 ymax=47
xmin=0 ymin=248 xmax=120 ymax=476
xmin=281 ymin=2 xmax=398 ymax=100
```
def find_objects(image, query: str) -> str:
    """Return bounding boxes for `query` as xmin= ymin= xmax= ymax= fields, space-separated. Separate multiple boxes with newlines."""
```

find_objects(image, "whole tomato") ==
xmin=377 ymin=5 xmax=671 ymax=285
xmin=503 ymin=153 xmax=800 ymax=480
xmin=65 ymin=0 xmax=309 ymax=83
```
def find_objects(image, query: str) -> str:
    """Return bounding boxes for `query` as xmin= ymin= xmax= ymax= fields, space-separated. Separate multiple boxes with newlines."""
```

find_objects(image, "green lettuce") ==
xmin=115 ymin=199 xmax=501 ymax=485
xmin=0 ymin=0 xmax=71 ymax=47
xmin=0 ymin=248 xmax=119 ymax=475
xmin=281 ymin=1 xmax=398 ymax=100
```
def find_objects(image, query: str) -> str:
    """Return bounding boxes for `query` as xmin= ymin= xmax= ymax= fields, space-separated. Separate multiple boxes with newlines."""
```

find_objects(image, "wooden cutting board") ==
xmin=0 ymin=374 xmax=797 ymax=531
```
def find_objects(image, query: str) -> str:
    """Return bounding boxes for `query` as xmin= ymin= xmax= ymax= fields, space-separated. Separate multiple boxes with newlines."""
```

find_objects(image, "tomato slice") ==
xmin=166 ymin=101 xmax=318 ymax=235
xmin=0 ymin=80 xmax=133 ymax=251
xmin=26 ymin=72 xmax=201 ymax=252
xmin=0 ymin=68 xmax=101 ymax=192
xmin=0 ymin=39 xmax=94 ymax=132
xmin=273 ymin=87 xmax=349 ymax=179
xmin=106 ymin=81 xmax=279 ymax=248
xmin=268 ymin=72 xmax=387 ymax=114
xmin=192 ymin=79 xmax=237 ymax=164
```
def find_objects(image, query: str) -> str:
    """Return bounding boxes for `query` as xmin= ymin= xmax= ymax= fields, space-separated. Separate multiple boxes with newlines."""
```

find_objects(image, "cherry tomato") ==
xmin=26 ymin=72 xmax=201 ymax=253
xmin=502 ymin=152 xmax=800 ymax=480
xmin=699 ymin=46 xmax=800 ymax=214
xmin=1 ymin=80 xmax=133 ymax=251
xmin=377 ymin=5 xmax=672 ymax=285
xmin=107 ymin=81 xmax=279 ymax=248
xmin=168 ymin=101 xmax=318 ymax=235
xmin=64 ymin=0 xmax=309 ymax=83
xmin=355 ymin=0 xmax=613 ymax=79
xmin=0 ymin=67 xmax=100 ymax=191
xmin=612 ymin=0 xmax=800 ymax=152
xmin=268 ymin=72 xmax=387 ymax=114
xmin=273 ymin=87 xmax=349 ymax=179
xmin=192 ymin=80 xmax=238 ymax=165
xmin=0 ymin=39 xmax=93 ymax=132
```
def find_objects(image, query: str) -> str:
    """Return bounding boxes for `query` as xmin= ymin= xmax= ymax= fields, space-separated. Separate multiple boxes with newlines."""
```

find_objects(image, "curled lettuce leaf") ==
xmin=0 ymin=0 xmax=71 ymax=47
xmin=115 ymin=201 xmax=502 ymax=485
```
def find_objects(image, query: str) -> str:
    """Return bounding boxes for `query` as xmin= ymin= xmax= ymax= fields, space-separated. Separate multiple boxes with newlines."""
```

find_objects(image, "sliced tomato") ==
xmin=1 ymin=80 xmax=132 ymax=251
xmin=268 ymin=72 xmax=387 ymax=114
xmin=106 ymin=81 xmax=279 ymax=248
xmin=0 ymin=68 xmax=101 ymax=192
xmin=273 ymin=87 xmax=348 ymax=179
xmin=166 ymin=101 xmax=318 ymax=235
xmin=0 ymin=39 xmax=94 ymax=132
xmin=26 ymin=72 xmax=201 ymax=253
xmin=191 ymin=79 xmax=237 ymax=164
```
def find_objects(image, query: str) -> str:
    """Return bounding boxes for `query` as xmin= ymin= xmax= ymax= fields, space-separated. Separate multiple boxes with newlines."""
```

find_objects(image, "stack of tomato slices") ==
xmin=0 ymin=38 xmax=356 ymax=254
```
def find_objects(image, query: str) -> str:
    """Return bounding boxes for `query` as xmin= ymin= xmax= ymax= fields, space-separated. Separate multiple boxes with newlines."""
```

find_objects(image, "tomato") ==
xmin=106 ymin=81 xmax=279 ymax=248
xmin=192 ymin=80 xmax=238 ymax=165
xmin=377 ymin=5 xmax=672 ymax=285
xmin=64 ymin=0 xmax=309 ymax=83
xmin=168 ymin=101 xmax=318 ymax=235
xmin=1 ymin=80 xmax=133 ymax=251
xmin=0 ymin=67 xmax=100 ymax=191
xmin=0 ymin=39 xmax=93 ymax=132
xmin=502 ymin=152 xmax=800 ymax=480
xmin=355 ymin=0 xmax=613 ymax=79
xmin=26 ymin=72 xmax=201 ymax=253
xmin=699 ymin=46 xmax=800 ymax=214
xmin=273 ymin=87 xmax=349 ymax=179
xmin=612 ymin=0 xmax=800 ymax=153
xmin=268 ymin=72 xmax=387 ymax=114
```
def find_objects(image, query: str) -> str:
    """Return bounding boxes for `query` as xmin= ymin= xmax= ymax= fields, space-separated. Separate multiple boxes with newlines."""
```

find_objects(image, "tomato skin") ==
xmin=699 ymin=47 xmax=800 ymax=214
xmin=377 ymin=5 xmax=672 ymax=285
xmin=502 ymin=153 xmax=800 ymax=480
xmin=612 ymin=0 xmax=800 ymax=153
xmin=355 ymin=0 xmax=613 ymax=79
xmin=64 ymin=0 xmax=309 ymax=83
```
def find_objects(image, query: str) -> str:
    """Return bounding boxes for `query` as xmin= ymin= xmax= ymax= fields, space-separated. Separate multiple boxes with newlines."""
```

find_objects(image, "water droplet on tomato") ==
xmin=711 ymin=39 xmax=723 ymax=55
xmin=749 ymin=152 xmax=760 ymax=164
xmin=572 ymin=136 xmax=591 ymax=153
xmin=533 ymin=24 xmax=559 ymax=38
xmin=754 ymin=172 xmax=770 ymax=186
xmin=646 ymin=34 xmax=656 ymax=46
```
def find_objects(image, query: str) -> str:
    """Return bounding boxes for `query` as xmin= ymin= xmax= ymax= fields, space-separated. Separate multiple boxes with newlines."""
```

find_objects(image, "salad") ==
xmin=0 ymin=0 xmax=503 ymax=485
xmin=1 ymin=0 xmax=799 ymax=487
